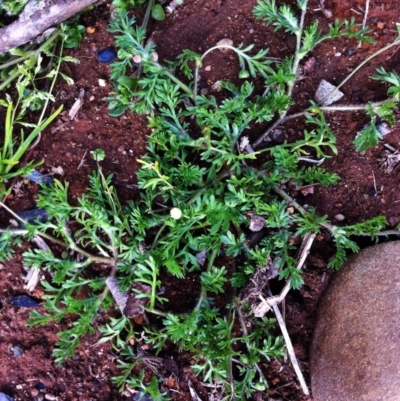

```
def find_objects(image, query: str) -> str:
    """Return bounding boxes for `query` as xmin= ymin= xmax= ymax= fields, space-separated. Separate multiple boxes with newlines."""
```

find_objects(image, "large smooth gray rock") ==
xmin=310 ymin=241 xmax=400 ymax=401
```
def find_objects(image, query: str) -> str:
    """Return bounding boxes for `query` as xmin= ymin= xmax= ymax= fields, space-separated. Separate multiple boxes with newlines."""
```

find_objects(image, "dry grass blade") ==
xmin=266 ymin=297 xmax=310 ymax=395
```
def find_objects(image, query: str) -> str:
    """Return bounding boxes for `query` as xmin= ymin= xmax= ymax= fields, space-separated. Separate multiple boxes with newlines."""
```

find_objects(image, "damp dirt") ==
xmin=1 ymin=1 xmax=400 ymax=400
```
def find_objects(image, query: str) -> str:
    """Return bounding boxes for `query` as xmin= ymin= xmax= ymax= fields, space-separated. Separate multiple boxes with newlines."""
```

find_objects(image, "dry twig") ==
xmin=358 ymin=0 xmax=370 ymax=48
xmin=262 ymin=292 xmax=310 ymax=395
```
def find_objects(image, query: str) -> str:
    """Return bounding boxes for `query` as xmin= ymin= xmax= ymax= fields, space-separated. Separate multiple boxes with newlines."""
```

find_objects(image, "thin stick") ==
xmin=253 ymin=98 xmax=389 ymax=149
xmin=265 ymin=293 xmax=310 ymax=395
xmin=358 ymin=0 xmax=370 ymax=48
xmin=78 ymin=149 xmax=88 ymax=169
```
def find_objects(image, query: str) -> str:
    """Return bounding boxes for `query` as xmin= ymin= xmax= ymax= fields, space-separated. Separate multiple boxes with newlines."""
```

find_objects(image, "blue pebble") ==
xmin=133 ymin=392 xmax=154 ymax=401
xmin=35 ymin=383 xmax=45 ymax=391
xmin=10 ymin=344 xmax=23 ymax=358
xmin=11 ymin=295 xmax=40 ymax=308
xmin=347 ymin=49 xmax=356 ymax=56
xmin=97 ymin=47 xmax=117 ymax=63
xmin=0 ymin=393 xmax=14 ymax=401
xmin=17 ymin=208 xmax=49 ymax=226
xmin=26 ymin=170 xmax=53 ymax=185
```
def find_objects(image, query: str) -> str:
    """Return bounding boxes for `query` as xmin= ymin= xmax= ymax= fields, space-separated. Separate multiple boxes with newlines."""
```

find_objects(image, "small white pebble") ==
xmin=45 ymin=394 xmax=57 ymax=401
xmin=216 ymin=38 xmax=233 ymax=53
xmin=98 ymin=79 xmax=106 ymax=87
xmin=205 ymin=65 xmax=211 ymax=71
xmin=377 ymin=123 xmax=391 ymax=136
xmin=334 ymin=52 xmax=342 ymax=57
xmin=334 ymin=214 xmax=345 ymax=222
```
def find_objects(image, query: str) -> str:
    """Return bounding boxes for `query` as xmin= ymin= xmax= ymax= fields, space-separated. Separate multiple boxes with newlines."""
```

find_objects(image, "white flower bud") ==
xmin=170 ymin=207 xmax=182 ymax=220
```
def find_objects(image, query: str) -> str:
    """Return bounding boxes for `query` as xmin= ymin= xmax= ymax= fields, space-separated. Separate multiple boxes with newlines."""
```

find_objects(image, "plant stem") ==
xmin=252 ymin=2 xmax=309 ymax=149
xmin=272 ymin=185 xmax=387 ymax=238
xmin=319 ymin=100 xmax=388 ymax=112
xmin=194 ymin=248 xmax=218 ymax=311
xmin=253 ymin=96 xmax=393 ymax=150
xmin=194 ymin=45 xmax=229 ymax=99
xmin=145 ymin=307 xmax=168 ymax=317
xmin=286 ymin=0 xmax=308 ymax=102
xmin=272 ymin=185 xmax=333 ymax=230
xmin=0 ymin=199 xmax=114 ymax=264
xmin=318 ymin=36 xmax=400 ymax=106
xmin=150 ymin=223 xmax=167 ymax=250
xmin=38 ymin=33 xmax=64 ymax=125
xmin=135 ymin=0 xmax=155 ymax=79
xmin=0 ymin=29 xmax=60 ymax=91
xmin=41 ymin=231 xmax=115 ymax=263
xmin=235 ymin=300 xmax=268 ymax=390
xmin=0 ymin=71 xmax=20 ymax=92
xmin=141 ymin=0 xmax=154 ymax=32
xmin=162 ymin=67 xmax=194 ymax=98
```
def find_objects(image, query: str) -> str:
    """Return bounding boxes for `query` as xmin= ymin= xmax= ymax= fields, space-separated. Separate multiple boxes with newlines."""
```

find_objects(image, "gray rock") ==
xmin=310 ymin=241 xmax=400 ymax=401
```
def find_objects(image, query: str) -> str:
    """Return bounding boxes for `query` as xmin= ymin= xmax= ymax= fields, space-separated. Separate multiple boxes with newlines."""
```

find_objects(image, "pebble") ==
xmin=97 ymin=47 xmax=117 ymax=63
xmin=347 ymin=48 xmax=356 ymax=56
xmin=333 ymin=213 xmax=345 ymax=222
xmin=10 ymin=344 xmax=23 ymax=357
xmin=35 ymin=383 xmax=45 ymax=391
xmin=44 ymin=394 xmax=57 ymax=401
xmin=31 ymin=389 xmax=39 ymax=397
xmin=16 ymin=208 xmax=49 ymax=226
xmin=216 ymin=38 xmax=233 ymax=53
xmin=377 ymin=122 xmax=391 ymax=136
xmin=132 ymin=391 xmax=153 ymax=401
xmin=311 ymin=241 xmax=400 ymax=400
xmin=315 ymin=79 xmax=344 ymax=106
xmin=26 ymin=170 xmax=54 ymax=185
xmin=11 ymin=295 xmax=40 ymax=308
xmin=0 ymin=393 xmax=14 ymax=401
